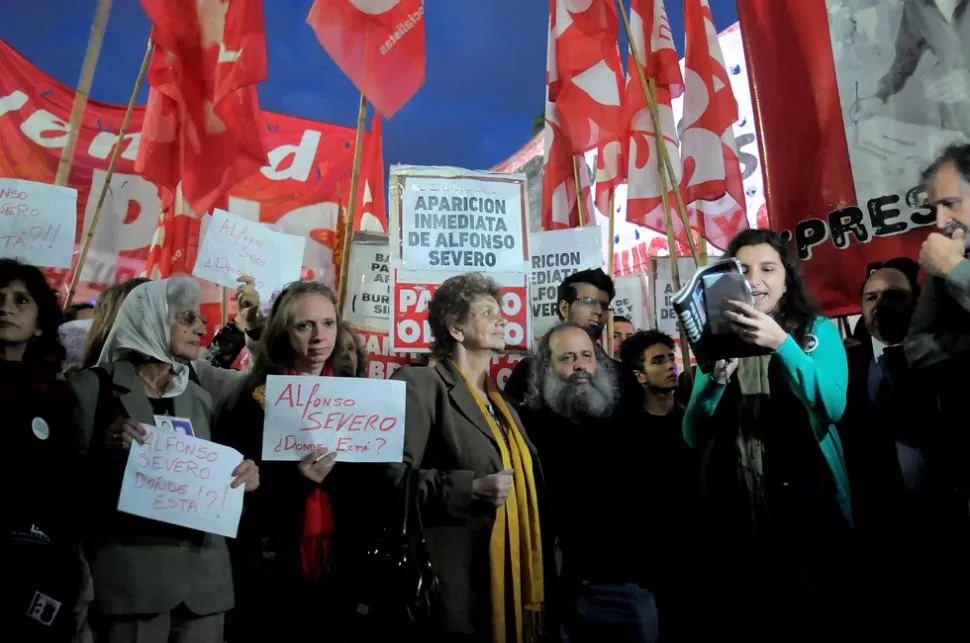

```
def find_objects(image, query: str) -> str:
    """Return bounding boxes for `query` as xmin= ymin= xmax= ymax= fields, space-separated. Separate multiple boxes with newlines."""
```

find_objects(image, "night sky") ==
xmin=2 ymin=1 xmax=739 ymax=169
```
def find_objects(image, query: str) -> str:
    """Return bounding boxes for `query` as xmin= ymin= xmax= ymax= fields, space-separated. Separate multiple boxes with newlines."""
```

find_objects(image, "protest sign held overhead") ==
xmin=193 ymin=209 xmax=306 ymax=300
xmin=391 ymin=165 xmax=530 ymax=273
xmin=117 ymin=429 xmax=245 ymax=539
xmin=392 ymin=269 xmax=530 ymax=354
xmin=0 ymin=178 xmax=77 ymax=268
xmin=529 ymin=226 xmax=604 ymax=339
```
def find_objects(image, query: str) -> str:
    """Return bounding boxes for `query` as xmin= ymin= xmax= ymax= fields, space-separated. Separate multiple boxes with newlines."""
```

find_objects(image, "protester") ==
xmin=683 ymin=228 xmax=852 ymax=642
xmin=387 ymin=273 xmax=546 ymax=643
xmin=5 ymin=260 xmax=82 ymax=643
xmin=69 ymin=277 xmax=259 ymax=643
xmin=611 ymin=314 xmax=635 ymax=357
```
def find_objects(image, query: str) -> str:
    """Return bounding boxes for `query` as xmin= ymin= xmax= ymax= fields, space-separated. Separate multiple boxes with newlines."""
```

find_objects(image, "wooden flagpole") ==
xmin=55 ymin=0 xmax=113 ymax=186
xmin=337 ymin=92 xmax=369 ymax=315
xmin=573 ymin=157 xmax=586 ymax=227
xmin=64 ymin=39 xmax=153 ymax=308
xmin=616 ymin=0 xmax=700 ymax=267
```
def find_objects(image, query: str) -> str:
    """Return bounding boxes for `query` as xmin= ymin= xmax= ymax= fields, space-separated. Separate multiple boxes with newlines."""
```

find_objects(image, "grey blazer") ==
xmin=387 ymin=361 xmax=544 ymax=636
xmin=70 ymin=360 xmax=234 ymax=617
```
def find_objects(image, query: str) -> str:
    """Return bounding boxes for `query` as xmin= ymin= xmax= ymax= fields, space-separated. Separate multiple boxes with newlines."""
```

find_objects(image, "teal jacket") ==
xmin=683 ymin=316 xmax=853 ymax=526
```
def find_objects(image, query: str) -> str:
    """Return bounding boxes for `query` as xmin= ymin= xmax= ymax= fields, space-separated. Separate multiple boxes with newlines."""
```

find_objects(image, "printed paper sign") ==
xmin=117 ymin=430 xmax=245 ymax=538
xmin=356 ymin=329 xmax=419 ymax=380
xmin=391 ymin=269 xmax=531 ymax=353
xmin=529 ymin=227 xmax=604 ymax=339
xmin=192 ymin=208 xmax=305 ymax=300
xmin=262 ymin=376 xmax=406 ymax=463
xmin=613 ymin=274 xmax=650 ymax=332
xmin=650 ymin=257 xmax=698 ymax=369
xmin=343 ymin=238 xmax=392 ymax=332
xmin=0 ymin=178 xmax=77 ymax=268
xmin=394 ymin=167 xmax=529 ymax=273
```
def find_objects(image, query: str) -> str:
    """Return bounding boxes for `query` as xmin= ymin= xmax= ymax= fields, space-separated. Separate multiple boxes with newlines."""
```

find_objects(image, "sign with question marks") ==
xmin=0 ymin=178 xmax=77 ymax=268
xmin=117 ymin=429 xmax=246 ymax=538
xmin=261 ymin=376 xmax=406 ymax=463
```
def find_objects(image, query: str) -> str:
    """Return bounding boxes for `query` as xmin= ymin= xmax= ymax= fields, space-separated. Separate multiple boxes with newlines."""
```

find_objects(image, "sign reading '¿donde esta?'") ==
xmin=397 ymin=168 xmax=529 ymax=273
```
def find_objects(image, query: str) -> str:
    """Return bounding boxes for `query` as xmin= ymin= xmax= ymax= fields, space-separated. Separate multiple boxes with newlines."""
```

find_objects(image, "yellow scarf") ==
xmin=453 ymin=362 xmax=544 ymax=643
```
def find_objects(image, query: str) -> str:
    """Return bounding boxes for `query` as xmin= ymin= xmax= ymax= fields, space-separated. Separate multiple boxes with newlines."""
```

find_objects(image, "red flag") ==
xmin=307 ymin=0 xmax=426 ymax=118
xmin=549 ymin=0 xmax=625 ymax=154
xmin=624 ymin=0 xmax=684 ymax=236
xmin=679 ymin=0 xmax=747 ymax=250
xmin=136 ymin=0 xmax=268 ymax=218
xmin=354 ymin=113 xmax=387 ymax=232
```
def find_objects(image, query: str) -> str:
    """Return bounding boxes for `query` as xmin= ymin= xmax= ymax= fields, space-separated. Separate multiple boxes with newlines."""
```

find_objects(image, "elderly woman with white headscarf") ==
xmin=69 ymin=276 xmax=259 ymax=643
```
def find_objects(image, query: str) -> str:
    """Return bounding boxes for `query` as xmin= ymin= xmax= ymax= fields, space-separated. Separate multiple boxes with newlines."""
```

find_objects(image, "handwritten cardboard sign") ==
xmin=0 ymin=178 xmax=77 ymax=268
xmin=117 ymin=429 xmax=245 ymax=538
xmin=192 ymin=208 xmax=305 ymax=300
xmin=262 ymin=375 xmax=405 ymax=463
xmin=58 ymin=318 xmax=92 ymax=372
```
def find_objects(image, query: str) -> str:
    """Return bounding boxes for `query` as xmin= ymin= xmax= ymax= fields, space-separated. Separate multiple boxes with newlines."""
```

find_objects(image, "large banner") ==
xmin=738 ymin=1 xmax=957 ymax=316
xmin=0 ymin=40 xmax=379 ymax=301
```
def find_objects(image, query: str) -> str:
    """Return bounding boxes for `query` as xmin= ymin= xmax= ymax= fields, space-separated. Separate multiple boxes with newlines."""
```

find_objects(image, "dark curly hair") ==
xmin=428 ymin=273 xmax=502 ymax=359
xmin=556 ymin=268 xmax=616 ymax=320
xmin=0 ymin=259 xmax=64 ymax=373
xmin=726 ymin=228 xmax=820 ymax=346
xmin=619 ymin=329 xmax=675 ymax=373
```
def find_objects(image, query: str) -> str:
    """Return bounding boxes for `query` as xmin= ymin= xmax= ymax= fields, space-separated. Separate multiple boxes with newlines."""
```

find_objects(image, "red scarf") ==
xmin=280 ymin=365 xmax=336 ymax=582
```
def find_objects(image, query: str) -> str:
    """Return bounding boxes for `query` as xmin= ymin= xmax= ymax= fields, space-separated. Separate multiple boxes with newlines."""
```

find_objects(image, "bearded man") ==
xmin=517 ymin=323 xmax=673 ymax=643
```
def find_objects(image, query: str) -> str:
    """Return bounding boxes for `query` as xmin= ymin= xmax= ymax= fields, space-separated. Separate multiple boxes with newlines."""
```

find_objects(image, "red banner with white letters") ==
xmin=738 ymin=0 xmax=943 ymax=316
xmin=0 ymin=39 xmax=378 ymax=303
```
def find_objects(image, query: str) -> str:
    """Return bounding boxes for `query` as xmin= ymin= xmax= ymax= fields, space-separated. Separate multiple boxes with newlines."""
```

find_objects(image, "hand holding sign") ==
xmin=118 ymin=429 xmax=246 ymax=538
xmin=261 ymin=376 xmax=405 ymax=463
xmin=298 ymin=447 xmax=338 ymax=483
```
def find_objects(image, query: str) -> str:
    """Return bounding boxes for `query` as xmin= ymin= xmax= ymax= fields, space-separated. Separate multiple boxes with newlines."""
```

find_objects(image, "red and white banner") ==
xmin=391 ymin=270 xmax=530 ymax=353
xmin=739 ymin=0 xmax=947 ymax=316
xmin=0 ymin=40 xmax=378 ymax=303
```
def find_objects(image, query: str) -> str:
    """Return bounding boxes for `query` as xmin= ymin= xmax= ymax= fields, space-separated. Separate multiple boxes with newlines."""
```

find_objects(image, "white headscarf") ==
xmin=97 ymin=278 xmax=192 ymax=398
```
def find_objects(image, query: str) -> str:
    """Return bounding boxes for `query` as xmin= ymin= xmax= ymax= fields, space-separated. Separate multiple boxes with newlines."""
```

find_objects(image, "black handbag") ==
xmin=355 ymin=468 xmax=439 ymax=627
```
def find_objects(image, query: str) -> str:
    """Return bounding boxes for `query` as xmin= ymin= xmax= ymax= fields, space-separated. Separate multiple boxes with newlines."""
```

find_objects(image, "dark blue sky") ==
xmin=2 ymin=0 xmax=738 ymax=169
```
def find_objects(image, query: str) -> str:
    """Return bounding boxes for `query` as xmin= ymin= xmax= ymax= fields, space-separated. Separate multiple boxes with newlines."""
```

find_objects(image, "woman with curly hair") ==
xmin=4 ymin=259 xmax=82 ymax=642
xmin=385 ymin=272 xmax=546 ymax=643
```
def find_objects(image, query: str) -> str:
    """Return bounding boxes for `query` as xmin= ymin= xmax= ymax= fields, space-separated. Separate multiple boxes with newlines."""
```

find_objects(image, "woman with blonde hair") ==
xmin=385 ymin=272 xmax=546 ymax=643
xmin=220 ymin=280 xmax=350 ymax=641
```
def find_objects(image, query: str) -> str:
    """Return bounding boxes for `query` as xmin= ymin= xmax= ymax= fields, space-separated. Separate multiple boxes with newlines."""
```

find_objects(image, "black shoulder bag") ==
xmin=354 ymin=468 xmax=439 ymax=630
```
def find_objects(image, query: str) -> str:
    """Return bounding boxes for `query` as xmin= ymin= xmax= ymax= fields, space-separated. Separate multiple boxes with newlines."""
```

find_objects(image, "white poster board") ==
xmin=117 ymin=429 xmax=245 ymax=538
xmin=193 ymin=208 xmax=306 ymax=300
xmin=0 ymin=178 xmax=77 ymax=268
xmin=261 ymin=375 xmax=406 ymax=463
xmin=529 ymin=226 xmax=604 ymax=339
xmin=342 ymin=235 xmax=392 ymax=332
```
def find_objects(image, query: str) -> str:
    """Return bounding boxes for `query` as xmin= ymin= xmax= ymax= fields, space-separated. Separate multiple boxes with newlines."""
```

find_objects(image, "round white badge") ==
xmin=802 ymin=334 xmax=819 ymax=353
xmin=32 ymin=417 xmax=50 ymax=441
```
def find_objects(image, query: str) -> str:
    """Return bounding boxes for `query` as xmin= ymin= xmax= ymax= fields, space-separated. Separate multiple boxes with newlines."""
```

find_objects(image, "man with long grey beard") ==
xmin=517 ymin=323 xmax=674 ymax=643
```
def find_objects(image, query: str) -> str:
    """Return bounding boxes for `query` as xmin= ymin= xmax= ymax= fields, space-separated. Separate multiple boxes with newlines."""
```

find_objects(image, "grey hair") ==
xmin=524 ymin=322 xmax=618 ymax=412
xmin=166 ymin=276 xmax=203 ymax=320
xmin=921 ymin=143 xmax=970 ymax=186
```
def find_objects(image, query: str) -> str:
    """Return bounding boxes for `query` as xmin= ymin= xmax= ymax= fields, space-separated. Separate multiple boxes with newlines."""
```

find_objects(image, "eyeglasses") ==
xmin=175 ymin=311 xmax=207 ymax=327
xmin=574 ymin=296 xmax=612 ymax=312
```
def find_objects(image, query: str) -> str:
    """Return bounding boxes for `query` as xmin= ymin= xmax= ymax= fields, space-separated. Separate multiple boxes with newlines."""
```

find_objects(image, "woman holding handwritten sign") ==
xmin=219 ymin=281 xmax=351 ymax=641
xmin=70 ymin=277 xmax=259 ymax=643
xmin=384 ymin=273 xmax=548 ymax=643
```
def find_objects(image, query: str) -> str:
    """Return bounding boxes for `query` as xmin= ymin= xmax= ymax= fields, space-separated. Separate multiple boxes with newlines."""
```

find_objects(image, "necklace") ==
xmin=136 ymin=370 xmax=166 ymax=398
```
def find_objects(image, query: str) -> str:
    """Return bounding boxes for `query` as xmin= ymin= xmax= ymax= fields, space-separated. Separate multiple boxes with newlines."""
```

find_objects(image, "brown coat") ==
xmin=387 ymin=361 xmax=545 ymax=637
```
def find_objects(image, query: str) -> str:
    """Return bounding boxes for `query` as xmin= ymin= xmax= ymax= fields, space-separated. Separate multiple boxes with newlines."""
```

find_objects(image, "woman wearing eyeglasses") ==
xmin=69 ymin=277 xmax=260 ymax=643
